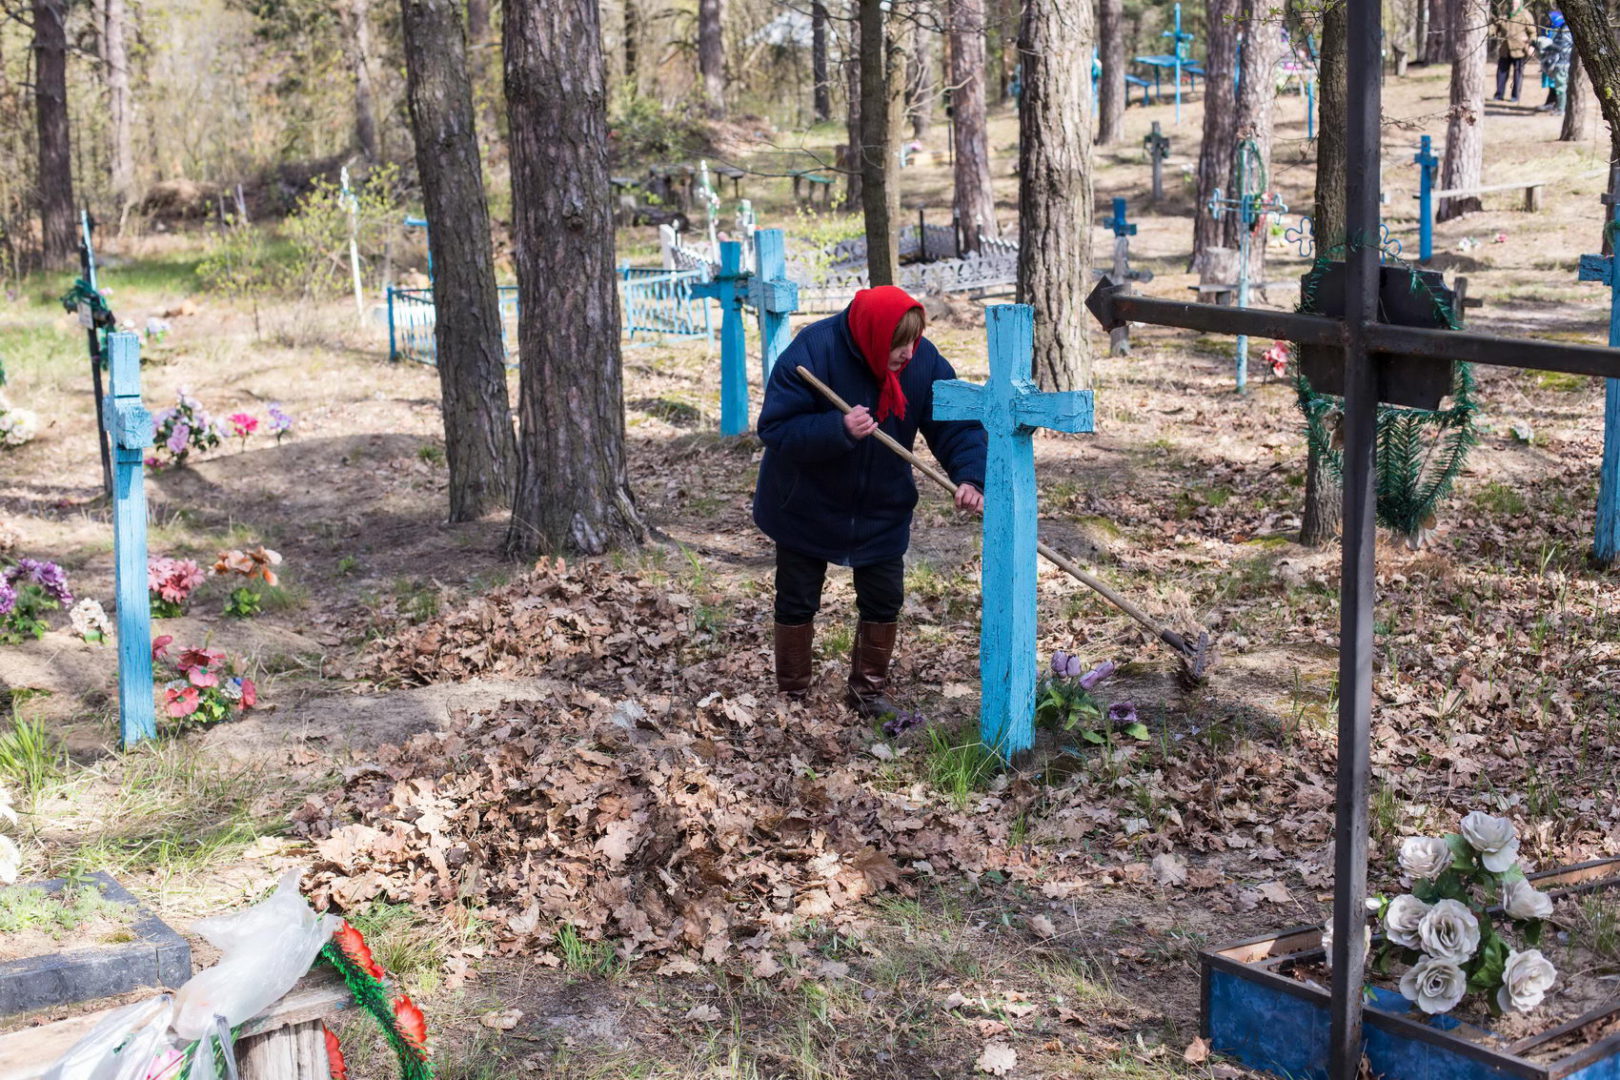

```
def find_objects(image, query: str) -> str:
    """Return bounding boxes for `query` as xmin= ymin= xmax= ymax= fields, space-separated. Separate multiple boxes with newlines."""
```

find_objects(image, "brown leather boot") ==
xmin=845 ymin=620 xmax=900 ymax=717
xmin=774 ymin=621 xmax=815 ymax=698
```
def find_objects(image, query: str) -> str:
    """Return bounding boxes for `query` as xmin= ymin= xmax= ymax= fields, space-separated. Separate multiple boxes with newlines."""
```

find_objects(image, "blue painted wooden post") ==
xmin=933 ymin=306 xmax=1094 ymax=758
xmin=1103 ymin=198 xmax=1138 ymax=358
xmin=748 ymin=229 xmax=798 ymax=384
xmin=1305 ymin=76 xmax=1316 ymax=141
xmin=690 ymin=241 xmax=751 ymax=437
xmin=1414 ymin=136 xmax=1438 ymax=263
xmin=103 ymin=333 xmax=156 ymax=749
xmin=1577 ymin=164 xmax=1620 ymax=567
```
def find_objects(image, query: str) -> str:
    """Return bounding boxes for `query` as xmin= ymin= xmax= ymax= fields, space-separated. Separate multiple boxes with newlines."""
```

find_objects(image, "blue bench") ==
xmin=1125 ymin=73 xmax=1154 ymax=105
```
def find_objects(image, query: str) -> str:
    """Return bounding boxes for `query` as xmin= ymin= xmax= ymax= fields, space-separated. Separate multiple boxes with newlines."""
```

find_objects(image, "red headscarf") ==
xmin=847 ymin=286 xmax=924 ymax=422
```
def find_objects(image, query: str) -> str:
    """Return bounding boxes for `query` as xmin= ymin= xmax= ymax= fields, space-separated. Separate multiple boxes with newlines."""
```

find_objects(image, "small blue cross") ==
xmin=102 ymin=332 xmax=156 ymax=748
xmin=1577 ymin=165 xmax=1620 ymax=566
xmin=1103 ymin=198 xmax=1137 ymax=238
xmin=1414 ymin=135 xmax=1439 ymax=263
xmin=934 ymin=305 xmax=1095 ymax=757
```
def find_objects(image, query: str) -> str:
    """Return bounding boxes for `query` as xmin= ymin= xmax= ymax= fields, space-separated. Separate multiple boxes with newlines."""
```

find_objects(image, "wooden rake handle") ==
xmin=792 ymin=365 xmax=1193 ymax=658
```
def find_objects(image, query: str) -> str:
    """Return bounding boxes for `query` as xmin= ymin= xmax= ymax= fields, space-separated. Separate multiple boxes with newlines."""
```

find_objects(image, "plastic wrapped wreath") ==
xmin=1375 ymin=811 xmax=1556 ymax=1017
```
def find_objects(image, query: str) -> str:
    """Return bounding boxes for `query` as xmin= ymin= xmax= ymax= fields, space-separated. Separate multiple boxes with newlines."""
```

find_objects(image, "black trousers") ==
xmin=1495 ymin=55 xmax=1526 ymax=100
xmin=774 ymin=545 xmax=904 ymax=624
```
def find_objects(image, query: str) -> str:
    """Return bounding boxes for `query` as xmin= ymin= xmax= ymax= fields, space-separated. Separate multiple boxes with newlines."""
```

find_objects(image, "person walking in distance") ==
xmin=1492 ymin=3 xmax=1536 ymax=102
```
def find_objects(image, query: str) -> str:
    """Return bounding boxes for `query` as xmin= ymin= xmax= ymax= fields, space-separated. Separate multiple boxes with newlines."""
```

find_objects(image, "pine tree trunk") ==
xmin=1232 ymin=0 xmax=1283 ymax=282
xmin=949 ymin=0 xmax=996 ymax=248
xmin=1192 ymin=0 xmax=1238 ymax=272
xmin=859 ymin=0 xmax=901 ymax=284
xmin=32 ymin=0 xmax=74 ymax=270
xmin=1562 ymin=51 xmax=1593 ymax=141
xmin=1438 ymin=0 xmax=1485 ymax=221
xmin=845 ymin=6 xmax=864 ymax=208
xmin=699 ymin=0 xmax=725 ymax=115
xmin=1563 ymin=0 xmax=1620 ymax=167
xmin=1097 ymin=0 xmax=1124 ymax=144
xmin=1300 ymin=0 xmax=1345 ymax=548
xmin=1427 ymin=0 xmax=1453 ymax=64
xmin=907 ymin=18 xmax=935 ymax=140
xmin=349 ymin=0 xmax=380 ymax=160
xmin=503 ymin=0 xmax=647 ymax=555
xmin=623 ymin=0 xmax=639 ymax=90
xmin=104 ymin=0 xmax=134 ymax=217
xmin=812 ymin=0 xmax=831 ymax=121
xmin=1017 ymin=0 xmax=1094 ymax=391
xmin=1415 ymin=0 xmax=1430 ymax=64
xmin=467 ymin=0 xmax=489 ymax=41
xmin=402 ymin=0 xmax=517 ymax=522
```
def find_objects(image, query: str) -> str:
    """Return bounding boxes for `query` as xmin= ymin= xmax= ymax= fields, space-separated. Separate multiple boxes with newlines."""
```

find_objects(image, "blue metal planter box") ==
xmin=1200 ymin=858 xmax=1620 ymax=1080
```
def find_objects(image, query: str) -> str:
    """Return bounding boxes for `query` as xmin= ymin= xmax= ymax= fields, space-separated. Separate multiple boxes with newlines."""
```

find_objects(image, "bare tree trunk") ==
xmin=1097 ymin=0 xmax=1124 ymax=144
xmin=1415 ymin=0 xmax=1430 ymax=64
xmin=1193 ymin=0 xmax=1238 ymax=272
xmin=1438 ymin=0 xmax=1485 ymax=221
xmin=402 ymin=0 xmax=517 ymax=522
xmin=949 ymin=0 xmax=997 ymax=248
xmin=1563 ymin=51 xmax=1594 ymax=141
xmin=859 ymin=0 xmax=902 ymax=284
xmin=467 ymin=0 xmax=489 ymax=40
xmin=907 ymin=17 xmax=934 ymax=139
xmin=503 ymin=0 xmax=646 ymax=555
xmin=1300 ymin=0 xmax=1345 ymax=548
xmin=1427 ymin=0 xmax=1453 ymax=64
xmin=623 ymin=0 xmax=638 ymax=90
xmin=1232 ymin=0 xmax=1283 ymax=282
xmin=1017 ymin=0 xmax=1094 ymax=391
xmin=349 ymin=0 xmax=381 ymax=160
xmin=104 ymin=0 xmax=134 ymax=217
xmin=845 ymin=6 xmax=864 ymax=207
xmin=1564 ymin=0 xmax=1620 ymax=167
xmin=32 ymin=0 xmax=74 ymax=270
xmin=813 ymin=0 xmax=831 ymax=121
xmin=698 ymin=0 xmax=725 ymax=115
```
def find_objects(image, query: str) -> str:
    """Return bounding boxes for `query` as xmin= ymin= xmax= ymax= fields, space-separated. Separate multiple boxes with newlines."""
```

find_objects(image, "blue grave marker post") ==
xmin=934 ymin=306 xmax=1094 ymax=758
xmin=1576 ymin=164 xmax=1620 ymax=567
xmin=1208 ymin=140 xmax=1288 ymax=392
xmin=748 ymin=229 xmax=798 ymax=384
xmin=103 ymin=332 xmax=156 ymax=749
xmin=690 ymin=241 xmax=751 ymax=437
xmin=1100 ymin=198 xmax=1154 ymax=358
xmin=1414 ymin=135 xmax=1438 ymax=263
xmin=1164 ymin=3 xmax=1192 ymax=125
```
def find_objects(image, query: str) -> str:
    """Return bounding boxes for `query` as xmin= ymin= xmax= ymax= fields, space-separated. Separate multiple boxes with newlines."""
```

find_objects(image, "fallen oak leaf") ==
xmin=976 ymin=1041 xmax=1017 ymax=1076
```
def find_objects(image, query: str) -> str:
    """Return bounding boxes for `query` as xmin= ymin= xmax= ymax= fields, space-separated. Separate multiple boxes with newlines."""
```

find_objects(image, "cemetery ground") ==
xmin=1 ymin=61 xmax=1618 ymax=1079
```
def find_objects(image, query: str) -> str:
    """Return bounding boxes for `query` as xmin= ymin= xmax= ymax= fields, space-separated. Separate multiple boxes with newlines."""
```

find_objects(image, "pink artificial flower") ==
xmin=151 ymin=635 xmax=173 ymax=661
xmin=176 ymin=647 xmax=225 ymax=672
xmin=240 ymin=677 xmax=257 ymax=708
xmin=227 ymin=413 xmax=259 ymax=437
xmin=164 ymin=685 xmax=200 ymax=718
xmin=187 ymin=665 xmax=220 ymax=688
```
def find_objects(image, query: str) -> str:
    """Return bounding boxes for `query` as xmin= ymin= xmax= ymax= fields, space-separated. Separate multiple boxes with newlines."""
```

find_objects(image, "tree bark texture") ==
xmin=402 ymin=0 xmax=517 ymax=522
xmin=1192 ymin=0 xmax=1237 ymax=272
xmin=1426 ymin=0 xmax=1453 ymax=64
xmin=1415 ymin=0 xmax=1430 ymax=63
xmin=623 ymin=0 xmax=639 ymax=90
xmin=859 ymin=0 xmax=903 ymax=285
xmin=813 ymin=0 xmax=831 ymax=121
xmin=503 ymin=0 xmax=647 ymax=555
xmin=1017 ymin=0 xmax=1094 ymax=392
xmin=1231 ymin=0 xmax=1283 ymax=282
xmin=1562 ymin=51 xmax=1594 ymax=141
xmin=467 ymin=0 xmax=489 ymax=41
xmin=699 ymin=0 xmax=725 ymax=115
xmin=1096 ymin=0 xmax=1124 ymax=144
xmin=1300 ymin=0 xmax=1345 ymax=548
xmin=1438 ymin=0 xmax=1486 ymax=221
xmin=32 ymin=0 xmax=74 ymax=270
xmin=1563 ymin=0 xmax=1620 ymax=167
xmin=104 ymin=0 xmax=134 ymax=215
xmin=845 ymin=5 xmax=864 ymax=208
xmin=348 ymin=0 xmax=381 ymax=160
xmin=949 ymin=0 xmax=997 ymax=248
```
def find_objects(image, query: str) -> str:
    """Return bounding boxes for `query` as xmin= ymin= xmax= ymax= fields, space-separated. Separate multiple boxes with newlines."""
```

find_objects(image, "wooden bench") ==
xmin=1124 ymin=73 xmax=1154 ymax=106
xmin=713 ymin=165 xmax=745 ymax=199
xmin=790 ymin=170 xmax=834 ymax=207
xmin=1427 ymin=179 xmax=1545 ymax=211
xmin=0 ymin=969 xmax=349 ymax=1080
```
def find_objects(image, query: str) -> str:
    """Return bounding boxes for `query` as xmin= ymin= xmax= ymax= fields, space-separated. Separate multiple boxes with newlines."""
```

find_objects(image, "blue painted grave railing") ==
xmin=1576 ymin=164 xmax=1620 ymax=567
xmin=103 ymin=332 xmax=156 ymax=749
xmin=386 ymin=284 xmax=521 ymax=366
xmin=934 ymin=305 xmax=1095 ymax=757
xmin=620 ymin=267 xmax=714 ymax=342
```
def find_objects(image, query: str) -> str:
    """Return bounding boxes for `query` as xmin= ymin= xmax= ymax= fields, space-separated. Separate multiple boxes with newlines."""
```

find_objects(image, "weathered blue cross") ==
xmin=1576 ymin=165 xmax=1620 ymax=567
xmin=1414 ymin=135 xmax=1439 ymax=263
xmin=934 ymin=305 xmax=1094 ymax=757
xmin=691 ymin=228 xmax=798 ymax=437
xmin=1098 ymin=198 xmax=1153 ymax=358
xmin=102 ymin=332 xmax=156 ymax=748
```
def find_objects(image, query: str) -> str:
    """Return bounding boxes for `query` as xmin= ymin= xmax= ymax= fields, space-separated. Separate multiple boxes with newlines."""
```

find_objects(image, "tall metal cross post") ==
xmin=1143 ymin=123 xmax=1171 ymax=206
xmin=1164 ymin=3 xmax=1192 ymax=125
xmin=1207 ymin=142 xmax=1287 ymax=392
xmin=103 ymin=332 xmax=157 ymax=749
xmin=1086 ymin=1 xmax=1620 ymax=1072
xmin=1100 ymin=198 xmax=1153 ymax=357
xmin=1414 ymin=135 xmax=1438 ymax=263
xmin=933 ymin=305 xmax=1094 ymax=757
xmin=1576 ymin=164 xmax=1620 ymax=567
xmin=691 ymin=241 xmax=751 ymax=437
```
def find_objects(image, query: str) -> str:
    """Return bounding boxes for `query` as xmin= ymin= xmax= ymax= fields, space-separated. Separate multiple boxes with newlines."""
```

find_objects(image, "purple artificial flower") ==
xmin=150 ymin=407 xmax=175 ymax=429
xmin=0 ymin=577 xmax=15 ymax=616
xmin=882 ymin=710 xmax=927 ymax=738
xmin=1079 ymin=660 xmax=1117 ymax=691
xmin=166 ymin=422 xmax=191 ymax=456
xmin=1107 ymin=701 xmax=1139 ymax=726
xmin=7 ymin=558 xmax=72 ymax=605
xmin=1050 ymin=651 xmax=1083 ymax=679
xmin=267 ymin=404 xmax=293 ymax=438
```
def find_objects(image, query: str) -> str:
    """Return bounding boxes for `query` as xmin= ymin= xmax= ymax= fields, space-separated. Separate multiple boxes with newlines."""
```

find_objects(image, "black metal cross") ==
xmin=1086 ymin=5 xmax=1620 ymax=1077
xmin=1143 ymin=121 xmax=1172 ymax=205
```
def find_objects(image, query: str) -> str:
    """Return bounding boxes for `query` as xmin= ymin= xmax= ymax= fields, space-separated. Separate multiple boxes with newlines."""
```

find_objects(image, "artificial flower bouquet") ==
xmin=212 ymin=545 xmax=283 ymax=618
xmin=150 ymin=387 xmax=223 ymax=468
xmin=153 ymin=636 xmax=258 ymax=725
xmin=1035 ymin=651 xmax=1147 ymax=745
xmin=0 ymin=559 xmax=72 ymax=643
xmin=148 ymin=555 xmax=206 ymax=617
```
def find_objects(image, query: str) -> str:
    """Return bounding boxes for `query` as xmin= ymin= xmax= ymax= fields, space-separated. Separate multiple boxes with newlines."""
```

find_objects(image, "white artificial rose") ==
xmin=1383 ymin=894 xmax=1431 ymax=949
xmin=1399 ymin=836 xmax=1454 ymax=881
xmin=1502 ymin=879 xmax=1554 ymax=921
xmin=1497 ymin=948 xmax=1557 ymax=1013
xmin=1400 ymin=955 xmax=1468 ymax=1015
xmin=1460 ymin=811 xmax=1521 ymax=873
xmin=1418 ymin=898 xmax=1481 ymax=963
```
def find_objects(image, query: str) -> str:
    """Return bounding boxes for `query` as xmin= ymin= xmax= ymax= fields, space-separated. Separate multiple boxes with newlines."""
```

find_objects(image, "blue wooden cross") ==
xmin=1576 ymin=164 xmax=1620 ymax=567
xmin=748 ymin=228 xmax=798 ymax=383
xmin=934 ymin=305 xmax=1094 ymax=757
xmin=1414 ymin=135 xmax=1439 ymax=263
xmin=1099 ymin=198 xmax=1152 ymax=358
xmin=690 ymin=241 xmax=750 ymax=437
xmin=102 ymin=332 xmax=156 ymax=749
